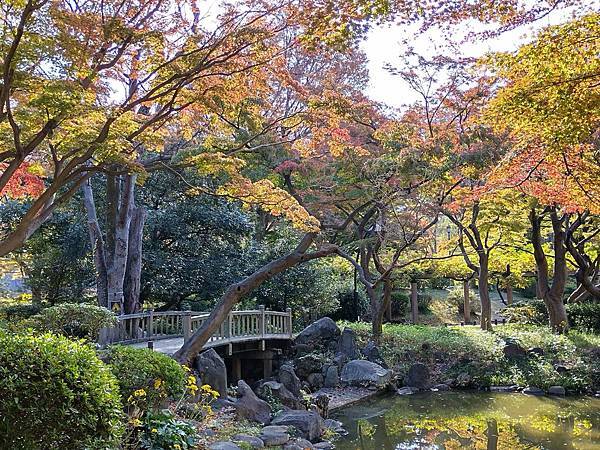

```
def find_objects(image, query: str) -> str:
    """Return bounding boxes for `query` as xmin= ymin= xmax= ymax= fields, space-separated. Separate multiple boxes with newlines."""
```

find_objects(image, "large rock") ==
xmin=294 ymin=355 xmax=324 ymax=379
xmin=337 ymin=328 xmax=359 ymax=360
xmin=295 ymin=317 xmax=340 ymax=347
xmin=256 ymin=380 xmax=303 ymax=410
xmin=194 ymin=348 xmax=228 ymax=398
xmin=284 ymin=438 xmax=315 ymax=450
xmin=548 ymin=386 xmax=566 ymax=396
xmin=307 ymin=372 xmax=324 ymax=390
xmin=231 ymin=435 xmax=265 ymax=449
xmin=340 ymin=360 xmax=391 ymax=388
xmin=272 ymin=410 xmax=324 ymax=441
xmin=234 ymin=380 xmax=272 ymax=424
xmin=362 ymin=341 xmax=388 ymax=368
xmin=323 ymin=365 xmax=339 ymax=388
xmin=405 ymin=363 xmax=430 ymax=389
xmin=279 ymin=364 xmax=302 ymax=397
xmin=503 ymin=341 xmax=527 ymax=358
xmin=523 ymin=386 xmax=545 ymax=396
xmin=259 ymin=426 xmax=290 ymax=446
xmin=209 ymin=443 xmax=241 ymax=450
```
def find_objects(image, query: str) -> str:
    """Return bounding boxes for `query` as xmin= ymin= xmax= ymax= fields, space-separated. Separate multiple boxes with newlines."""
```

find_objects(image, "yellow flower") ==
xmin=133 ymin=389 xmax=146 ymax=397
xmin=174 ymin=445 xmax=181 ymax=450
xmin=154 ymin=379 xmax=163 ymax=389
xmin=151 ymin=428 xmax=158 ymax=433
xmin=182 ymin=365 xmax=191 ymax=372
xmin=129 ymin=418 xmax=142 ymax=427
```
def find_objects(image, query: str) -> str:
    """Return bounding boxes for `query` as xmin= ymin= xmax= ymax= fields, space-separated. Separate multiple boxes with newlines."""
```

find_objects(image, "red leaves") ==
xmin=0 ymin=162 xmax=44 ymax=200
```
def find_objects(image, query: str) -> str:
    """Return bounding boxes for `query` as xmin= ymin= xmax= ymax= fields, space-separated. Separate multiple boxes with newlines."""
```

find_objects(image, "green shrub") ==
xmin=139 ymin=409 xmax=197 ymax=450
xmin=32 ymin=303 xmax=117 ymax=340
xmin=566 ymin=302 xmax=600 ymax=333
xmin=0 ymin=331 xmax=123 ymax=449
xmin=390 ymin=291 xmax=432 ymax=317
xmin=446 ymin=286 xmax=480 ymax=315
xmin=500 ymin=300 xmax=547 ymax=325
xmin=0 ymin=302 xmax=42 ymax=320
xmin=105 ymin=345 xmax=186 ymax=407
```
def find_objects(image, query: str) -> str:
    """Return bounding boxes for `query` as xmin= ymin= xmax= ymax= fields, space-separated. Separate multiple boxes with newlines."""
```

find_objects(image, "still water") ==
xmin=332 ymin=392 xmax=600 ymax=449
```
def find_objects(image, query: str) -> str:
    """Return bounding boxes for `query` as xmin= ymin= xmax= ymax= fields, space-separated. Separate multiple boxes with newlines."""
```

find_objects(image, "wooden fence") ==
xmin=99 ymin=306 xmax=293 ymax=346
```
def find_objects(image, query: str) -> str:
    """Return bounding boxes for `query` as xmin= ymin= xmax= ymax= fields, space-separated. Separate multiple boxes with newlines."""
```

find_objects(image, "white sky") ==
xmin=360 ymin=5 xmax=595 ymax=109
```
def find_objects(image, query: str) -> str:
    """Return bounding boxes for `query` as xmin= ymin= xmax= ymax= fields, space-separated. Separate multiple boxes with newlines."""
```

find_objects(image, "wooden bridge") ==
xmin=100 ymin=306 xmax=293 ymax=355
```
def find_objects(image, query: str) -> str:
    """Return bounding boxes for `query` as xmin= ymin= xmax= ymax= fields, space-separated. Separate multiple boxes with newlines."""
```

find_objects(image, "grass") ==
xmin=342 ymin=321 xmax=600 ymax=393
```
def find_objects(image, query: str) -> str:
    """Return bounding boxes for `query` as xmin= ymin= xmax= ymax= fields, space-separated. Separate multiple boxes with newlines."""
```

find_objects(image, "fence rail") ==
xmin=99 ymin=306 xmax=293 ymax=347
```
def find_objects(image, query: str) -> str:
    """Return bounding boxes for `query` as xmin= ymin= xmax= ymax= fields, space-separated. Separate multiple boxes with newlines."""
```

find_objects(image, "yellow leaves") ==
xmin=218 ymin=179 xmax=321 ymax=232
xmin=188 ymin=152 xmax=246 ymax=178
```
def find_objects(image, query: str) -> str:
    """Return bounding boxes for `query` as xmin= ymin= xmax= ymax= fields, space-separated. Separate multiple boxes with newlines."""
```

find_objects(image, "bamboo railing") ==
xmin=99 ymin=306 xmax=293 ymax=347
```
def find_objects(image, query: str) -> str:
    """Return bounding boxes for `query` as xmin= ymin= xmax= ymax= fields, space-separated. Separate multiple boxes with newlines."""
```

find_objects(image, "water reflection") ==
xmin=332 ymin=392 xmax=600 ymax=449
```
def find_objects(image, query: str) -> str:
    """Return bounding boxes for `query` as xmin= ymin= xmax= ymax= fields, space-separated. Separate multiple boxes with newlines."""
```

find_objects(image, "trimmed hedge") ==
xmin=104 ymin=345 xmax=187 ymax=407
xmin=0 ymin=331 xmax=123 ymax=449
xmin=32 ymin=303 xmax=117 ymax=341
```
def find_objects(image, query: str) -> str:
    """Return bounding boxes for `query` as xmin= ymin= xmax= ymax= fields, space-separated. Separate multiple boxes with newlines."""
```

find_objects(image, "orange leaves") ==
xmin=217 ymin=179 xmax=321 ymax=232
xmin=0 ymin=162 xmax=45 ymax=200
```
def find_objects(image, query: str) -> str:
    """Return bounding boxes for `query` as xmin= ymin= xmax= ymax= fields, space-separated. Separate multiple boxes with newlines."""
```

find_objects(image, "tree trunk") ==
xmin=410 ymin=281 xmax=418 ymax=324
xmin=124 ymin=205 xmax=146 ymax=314
xmin=373 ymin=278 xmax=392 ymax=338
xmin=506 ymin=283 xmax=513 ymax=306
xmin=463 ymin=279 xmax=471 ymax=323
xmin=174 ymin=233 xmax=338 ymax=365
xmin=478 ymin=255 xmax=492 ymax=330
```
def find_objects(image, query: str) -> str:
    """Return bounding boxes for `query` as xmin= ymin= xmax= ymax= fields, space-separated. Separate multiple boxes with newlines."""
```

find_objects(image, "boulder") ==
xmin=194 ymin=348 xmax=228 ymax=398
xmin=455 ymin=372 xmax=472 ymax=387
xmin=259 ymin=426 xmax=290 ymax=446
xmin=209 ymin=443 xmax=241 ymax=450
xmin=490 ymin=385 xmax=518 ymax=392
xmin=324 ymin=365 xmax=339 ymax=388
xmin=256 ymin=380 xmax=303 ymax=410
xmin=231 ymin=434 xmax=265 ymax=449
xmin=431 ymin=383 xmax=450 ymax=391
xmin=503 ymin=341 xmax=527 ymax=358
xmin=234 ymin=380 xmax=272 ymax=424
xmin=324 ymin=418 xmax=347 ymax=436
xmin=340 ymin=360 xmax=391 ymax=388
xmin=292 ymin=343 xmax=312 ymax=357
xmin=362 ymin=341 xmax=388 ymax=368
xmin=295 ymin=355 xmax=324 ymax=379
xmin=295 ymin=317 xmax=340 ymax=347
xmin=528 ymin=347 xmax=545 ymax=356
xmin=271 ymin=410 xmax=324 ymax=441
xmin=284 ymin=438 xmax=315 ymax=450
xmin=523 ymin=386 xmax=545 ymax=396
xmin=397 ymin=386 xmax=418 ymax=395
xmin=333 ymin=353 xmax=348 ymax=371
xmin=548 ymin=386 xmax=566 ymax=396
xmin=307 ymin=372 xmax=324 ymax=390
xmin=314 ymin=442 xmax=335 ymax=449
xmin=279 ymin=364 xmax=303 ymax=397
xmin=337 ymin=328 xmax=359 ymax=360
xmin=405 ymin=363 xmax=430 ymax=389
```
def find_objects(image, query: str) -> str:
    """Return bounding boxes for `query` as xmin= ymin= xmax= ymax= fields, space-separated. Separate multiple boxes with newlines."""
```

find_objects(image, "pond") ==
xmin=332 ymin=392 xmax=600 ymax=449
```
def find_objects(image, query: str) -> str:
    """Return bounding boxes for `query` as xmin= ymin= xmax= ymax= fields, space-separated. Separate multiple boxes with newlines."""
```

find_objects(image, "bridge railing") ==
xmin=99 ymin=306 xmax=292 ymax=346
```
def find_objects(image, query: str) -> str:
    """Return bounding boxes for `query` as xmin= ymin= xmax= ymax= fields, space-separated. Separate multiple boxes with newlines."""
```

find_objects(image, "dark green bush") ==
xmin=0 ymin=302 xmax=42 ymax=320
xmin=105 ymin=345 xmax=186 ymax=407
xmin=566 ymin=302 xmax=600 ymax=333
xmin=32 ymin=303 xmax=117 ymax=340
xmin=0 ymin=331 xmax=123 ymax=449
xmin=390 ymin=290 xmax=432 ymax=317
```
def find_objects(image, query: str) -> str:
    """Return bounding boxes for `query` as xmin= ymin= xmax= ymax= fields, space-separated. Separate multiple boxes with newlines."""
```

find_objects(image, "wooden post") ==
xmin=148 ymin=310 xmax=154 ymax=338
xmin=225 ymin=312 xmax=232 ymax=339
xmin=506 ymin=283 xmax=513 ymax=306
xmin=286 ymin=308 xmax=292 ymax=337
xmin=263 ymin=358 xmax=273 ymax=378
xmin=232 ymin=357 xmax=242 ymax=382
xmin=463 ymin=279 xmax=471 ymax=324
xmin=410 ymin=281 xmax=418 ymax=324
xmin=183 ymin=313 xmax=191 ymax=343
xmin=259 ymin=305 xmax=265 ymax=338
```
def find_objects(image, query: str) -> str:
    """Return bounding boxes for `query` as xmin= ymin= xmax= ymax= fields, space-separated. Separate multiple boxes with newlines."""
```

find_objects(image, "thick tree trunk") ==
xmin=124 ymin=205 xmax=146 ymax=314
xmin=82 ymin=178 xmax=109 ymax=308
xmin=506 ymin=283 xmax=513 ymax=306
xmin=463 ymin=279 xmax=471 ymax=323
xmin=373 ymin=278 xmax=392 ymax=338
xmin=410 ymin=281 xmax=418 ymax=324
xmin=174 ymin=233 xmax=338 ymax=365
xmin=478 ymin=255 xmax=492 ymax=331
xmin=530 ymin=208 xmax=569 ymax=333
